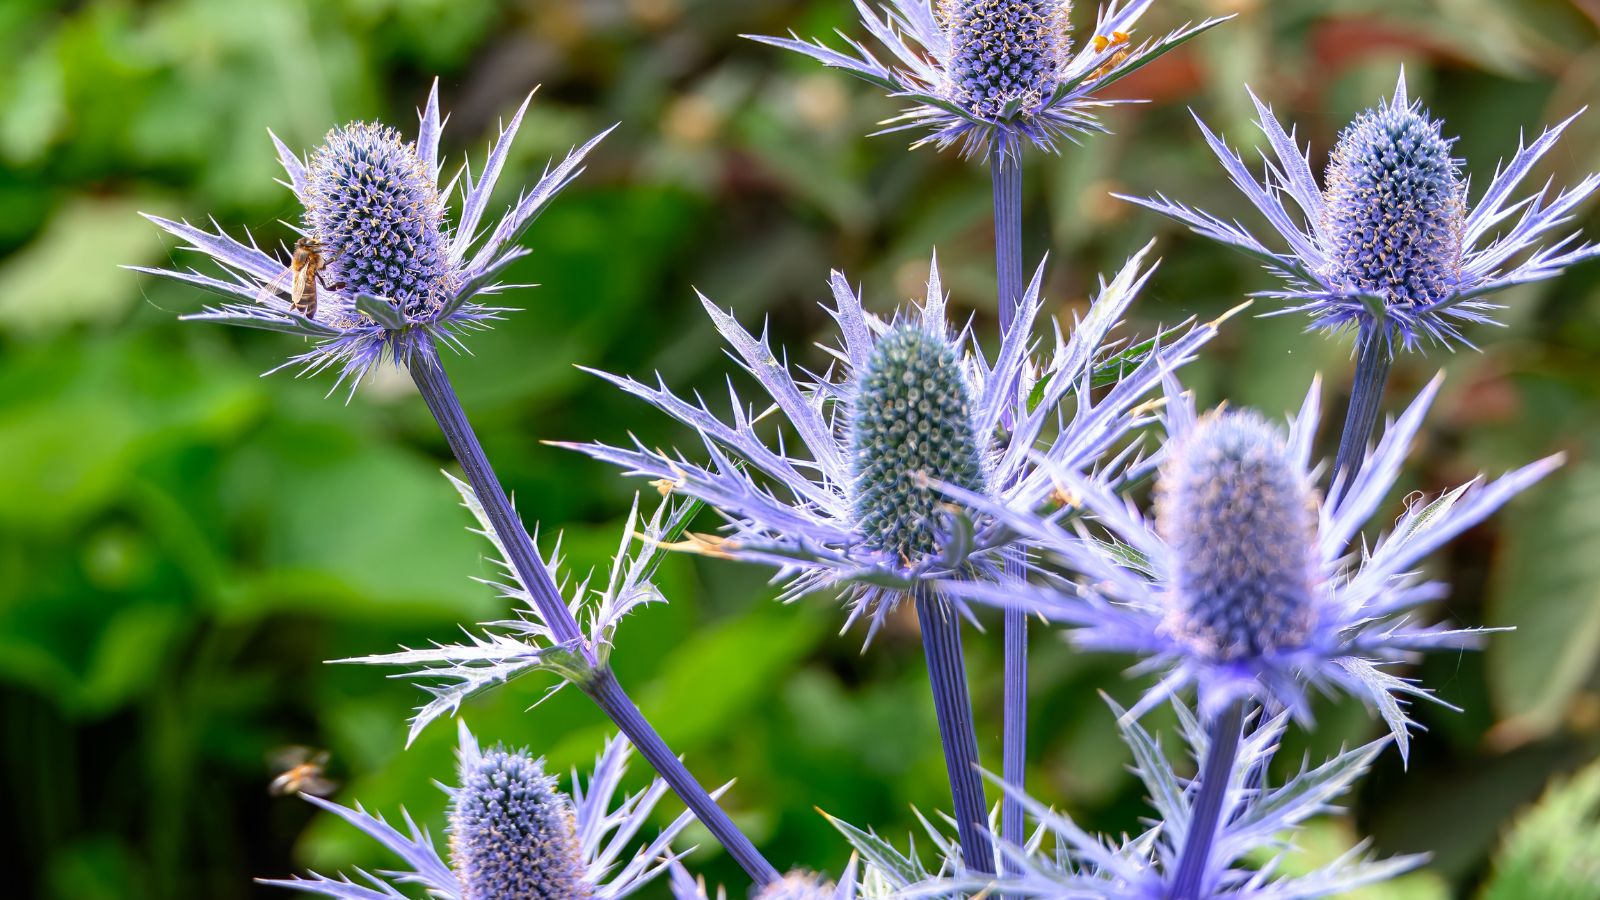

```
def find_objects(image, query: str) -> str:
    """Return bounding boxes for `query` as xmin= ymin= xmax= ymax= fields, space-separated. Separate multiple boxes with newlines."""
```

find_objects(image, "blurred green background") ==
xmin=3 ymin=0 xmax=1599 ymax=896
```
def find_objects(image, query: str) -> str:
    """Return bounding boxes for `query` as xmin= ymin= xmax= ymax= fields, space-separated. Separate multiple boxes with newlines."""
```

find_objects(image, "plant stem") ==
xmin=992 ymin=145 xmax=1028 ymax=866
xmin=406 ymin=342 xmax=779 ymax=888
xmin=1169 ymin=702 xmax=1244 ymax=900
xmin=584 ymin=669 xmax=780 ymax=885
xmin=915 ymin=585 xmax=996 ymax=875
xmin=992 ymin=149 xmax=1025 ymax=339
xmin=1330 ymin=324 xmax=1393 ymax=503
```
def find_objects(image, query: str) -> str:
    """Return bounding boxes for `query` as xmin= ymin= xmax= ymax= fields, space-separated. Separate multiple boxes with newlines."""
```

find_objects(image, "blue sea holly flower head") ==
xmin=917 ymin=699 xmax=1426 ymax=898
xmin=262 ymin=723 xmax=700 ymax=899
xmin=131 ymin=79 xmax=614 ymax=389
xmin=561 ymin=244 xmax=1232 ymax=639
xmin=945 ymin=374 xmax=1562 ymax=757
xmin=750 ymin=1 xmax=1231 ymax=160
xmin=1123 ymin=70 xmax=1600 ymax=351
xmin=348 ymin=479 xmax=698 ymax=745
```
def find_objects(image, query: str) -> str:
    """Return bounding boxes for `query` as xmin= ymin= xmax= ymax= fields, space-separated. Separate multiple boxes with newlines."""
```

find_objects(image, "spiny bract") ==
xmin=754 ymin=871 xmax=838 ymax=899
xmin=305 ymin=122 xmax=457 ymax=322
xmin=449 ymin=744 xmax=591 ymax=900
xmin=849 ymin=325 xmax=987 ymax=563
xmin=1156 ymin=411 xmax=1318 ymax=661
xmin=941 ymin=0 xmax=1072 ymax=120
xmin=1323 ymin=99 xmax=1465 ymax=308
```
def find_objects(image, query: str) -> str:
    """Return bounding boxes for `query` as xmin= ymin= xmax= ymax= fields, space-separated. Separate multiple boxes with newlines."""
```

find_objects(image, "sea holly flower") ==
xmin=750 ymin=0 xmax=1230 ymax=159
xmin=561 ymin=243 xmax=1224 ymax=639
xmin=263 ymin=723 xmax=700 ymax=899
xmin=945 ymin=374 xmax=1562 ymax=758
xmin=562 ymin=244 xmax=1223 ymax=873
xmin=1123 ymin=70 xmax=1600 ymax=352
xmin=131 ymin=79 xmax=613 ymax=389
xmin=914 ymin=700 xmax=1425 ymax=898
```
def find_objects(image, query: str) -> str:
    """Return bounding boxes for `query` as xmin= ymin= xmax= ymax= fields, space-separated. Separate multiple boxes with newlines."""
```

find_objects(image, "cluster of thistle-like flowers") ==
xmin=305 ymin=122 xmax=458 ymax=324
xmin=1322 ymin=100 xmax=1466 ymax=309
xmin=1156 ymin=412 xmax=1319 ymax=662
xmin=449 ymin=745 xmax=592 ymax=900
xmin=940 ymin=0 xmax=1072 ymax=120
xmin=850 ymin=326 xmax=988 ymax=563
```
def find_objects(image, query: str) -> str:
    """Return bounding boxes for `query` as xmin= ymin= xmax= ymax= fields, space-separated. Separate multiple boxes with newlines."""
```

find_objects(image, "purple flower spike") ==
xmin=749 ymin=1 xmax=1231 ymax=161
xmin=561 ymin=244 xmax=1229 ymax=641
xmin=945 ymin=374 xmax=1563 ymax=758
xmin=261 ymin=723 xmax=702 ymax=900
xmin=1122 ymin=70 xmax=1600 ymax=353
xmin=131 ymin=80 xmax=614 ymax=392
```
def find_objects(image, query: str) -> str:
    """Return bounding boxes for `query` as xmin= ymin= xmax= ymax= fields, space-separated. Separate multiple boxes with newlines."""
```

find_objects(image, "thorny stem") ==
xmin=916 ymin=585 xmax=997 ymax=876
xmin=1330 ymin=324 xmax=1393 ymax=503
xmin=1169 ymin=702 xmax=1245 ymax=900
xmin=405 ymin=341 xmax=779 ymax=888
xmin=992 ymin=144 xmax=1029 ymax=866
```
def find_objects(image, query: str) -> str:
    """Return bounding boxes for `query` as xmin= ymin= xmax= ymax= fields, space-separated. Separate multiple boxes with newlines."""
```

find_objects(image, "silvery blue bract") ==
xmin=133 ymin=81 xmax=612 ymax=389
xmin=1124 ymin=71 xmax=1600 ymax=351
xmin=262 ymin=724 xmax=697 ymax=899
xmin=751 ymin=1 xmax=1230 ymax=159
xmin=946 ymin=374 xmax=1561 ymax=757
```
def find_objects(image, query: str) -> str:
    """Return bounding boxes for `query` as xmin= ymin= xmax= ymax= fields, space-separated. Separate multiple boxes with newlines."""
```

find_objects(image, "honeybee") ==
xmin=268 ymin=746 xmax=338 ymax=797
xmin=257 ymin=237 xmax=335 ymax=320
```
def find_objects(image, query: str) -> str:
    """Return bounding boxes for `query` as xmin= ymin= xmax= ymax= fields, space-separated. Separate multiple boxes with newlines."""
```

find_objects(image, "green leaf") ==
xmin=1482 ymin=759 xmax=1600 ymax=899
xmin=1487 ymin=463 xmax=1600 ymax=743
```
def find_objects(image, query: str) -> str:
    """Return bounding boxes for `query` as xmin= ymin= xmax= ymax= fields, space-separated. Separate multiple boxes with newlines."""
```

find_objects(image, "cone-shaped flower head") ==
xmin=1156 ymin=412 xmax=1317 ymax=662
xmin=946 ymin=375 xmax=1561 ymax=757
xmin=751 ymin=0 xmax=1230 ymax=159
xmin=304 ymin=122 xmax=457 ymax=321
xmin=942 ymin=0 xmax=1072 ymax=121
xmin=561 ymin=245 xmax=1228 ymax=638
xmin=132 ymin=80 xmax=612 ymax=390
xmin=260 ymin=725 xmax=698 ymax=899
xmin=450 ymin=742 xmax=590 ymax=899
xmin=1123 ymin=70 xmax=1600 ymax=351
xmin=1322 ymin=98 xmax=1465 ymax=309
xmin=850 ymin=325 xmax=988 ymax=562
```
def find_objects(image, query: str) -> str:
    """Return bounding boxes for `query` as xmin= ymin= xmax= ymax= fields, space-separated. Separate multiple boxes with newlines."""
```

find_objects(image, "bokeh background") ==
xmin=3 ymin=0 xmax=1600 ymax=896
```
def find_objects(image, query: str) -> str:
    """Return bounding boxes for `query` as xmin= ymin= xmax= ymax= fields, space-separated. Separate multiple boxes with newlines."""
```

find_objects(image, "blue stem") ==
xmin=406 ymin=342 xmax=779 ymax=888
xmin=1169 ymin=702 xmax=1244 ymax=899
xmin=992 ymin=143 xmax=1029 ymax=867
xmin=916 ymin=585 xmax=996 ymax=875
xmin=1330 ymin=324 xmax=1393 ymax=503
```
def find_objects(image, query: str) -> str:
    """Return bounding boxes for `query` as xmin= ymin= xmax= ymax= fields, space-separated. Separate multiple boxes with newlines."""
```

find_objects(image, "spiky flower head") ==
xmin=260 ymin=725 xmax=697 ymax=900
xmin=947 ymin=374 xmax=1561 ymax=757
xmin=450 ymin=741 xmax=590 ymax=900
xmin=850 ymin=325 xmax=987 ymax=562
xmin=752 ymin=0 xmax=1230 ymax=159
xmin=132 ymin=80 xmax=612 ymax=391
xmin=304 ymin=122 xmax=457 ymax=321
xmin=1123 ymin=70 xmax=1600 ymax=351
xmin=1156 ymin=412 xmax=1318 ymax=662
xmin=1322 ymin=96 xmax=1465 ymax=309
xmin=563 ymin=245 xmax=1227 ymax=638
xmin=940 ymin=0 xmax=1072 ymax=121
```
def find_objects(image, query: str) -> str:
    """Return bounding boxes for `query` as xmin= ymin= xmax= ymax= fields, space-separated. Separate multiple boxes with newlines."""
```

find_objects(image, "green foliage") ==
xmin=1482 ymin=760 xmax=1600 ymax=899
xmin=0 ymin=0 xmax=1597 ymax=898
